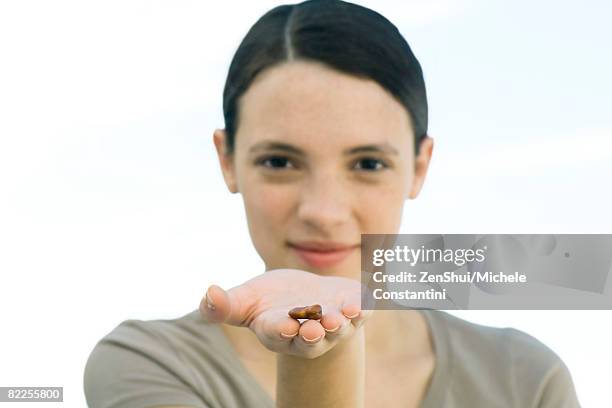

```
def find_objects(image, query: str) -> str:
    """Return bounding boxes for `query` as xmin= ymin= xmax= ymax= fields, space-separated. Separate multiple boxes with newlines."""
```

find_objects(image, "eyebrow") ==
xmin=248 ymin=140 xmax=399 ymax=156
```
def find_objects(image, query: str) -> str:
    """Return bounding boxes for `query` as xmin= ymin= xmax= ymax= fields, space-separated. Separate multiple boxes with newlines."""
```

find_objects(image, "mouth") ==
xmin=287 ymin=241 xmax=360 ymax=269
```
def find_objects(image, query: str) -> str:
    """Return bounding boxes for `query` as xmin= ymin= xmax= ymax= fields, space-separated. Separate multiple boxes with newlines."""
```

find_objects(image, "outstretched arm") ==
xmin=200 ymin=268 xmax=371 ymax=407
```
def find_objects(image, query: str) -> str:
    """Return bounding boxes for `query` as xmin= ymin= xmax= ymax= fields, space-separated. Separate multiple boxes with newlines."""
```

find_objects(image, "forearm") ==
xmin=276 ymin=327 xmax=365 ymax=408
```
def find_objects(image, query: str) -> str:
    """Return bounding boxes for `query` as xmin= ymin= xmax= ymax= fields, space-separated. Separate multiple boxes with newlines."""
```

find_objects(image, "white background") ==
xmin=0 ymin=1 xmax=611 ymax=407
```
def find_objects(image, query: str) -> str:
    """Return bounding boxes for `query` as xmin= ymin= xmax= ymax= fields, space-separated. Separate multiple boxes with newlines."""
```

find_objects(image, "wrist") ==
xmin=276 ymin=327 xmax=365 ymax=408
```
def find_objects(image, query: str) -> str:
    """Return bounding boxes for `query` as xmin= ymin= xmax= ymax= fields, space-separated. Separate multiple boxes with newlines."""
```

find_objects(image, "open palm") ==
xmin=200 ymin=268 xmax=372 ymax=359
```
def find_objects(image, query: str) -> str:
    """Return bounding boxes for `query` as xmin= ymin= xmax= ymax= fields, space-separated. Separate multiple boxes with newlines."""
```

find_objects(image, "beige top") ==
xmin=84 ymin=309 xmax=581 ymax=407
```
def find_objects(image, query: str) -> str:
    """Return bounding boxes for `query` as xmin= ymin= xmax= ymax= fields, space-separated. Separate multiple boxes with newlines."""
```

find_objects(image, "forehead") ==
xmin=236 ymin=61 xmax=414 ymax=151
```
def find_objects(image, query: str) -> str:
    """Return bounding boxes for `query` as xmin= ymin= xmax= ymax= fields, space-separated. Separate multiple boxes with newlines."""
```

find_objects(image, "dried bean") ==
xmin=288 ymin=304 xmax=322 ymax=320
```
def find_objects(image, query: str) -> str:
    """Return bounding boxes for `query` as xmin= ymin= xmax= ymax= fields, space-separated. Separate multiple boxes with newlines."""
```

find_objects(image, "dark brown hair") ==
xmin=223 ymin=0 xmax=428 ymax=156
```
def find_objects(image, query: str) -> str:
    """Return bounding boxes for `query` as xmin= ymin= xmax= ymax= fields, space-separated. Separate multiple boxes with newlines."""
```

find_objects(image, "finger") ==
xmin=341 ymin=303 xmax=361 ymax=319
xmin=199 ymin=284 xmax=254 ymax=326
xmin=199 ymin=284 xmax=223 ymax=323
xmin=264 ymin=311 xmax=302 ymax=342
xmin=320 ymin=309 xmax=346 ymax=334
xmin=341 ymin=302 xmax=370 ymax=329
xmin=340 ymin=284 xmax=375 ymax=329
xmin=296 ymin=319 xmax=325 ymax=345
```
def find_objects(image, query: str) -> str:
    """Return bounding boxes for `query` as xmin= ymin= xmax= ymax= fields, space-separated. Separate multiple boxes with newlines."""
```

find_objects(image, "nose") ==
xmin=297 ymin=172 xmax=352 ymax=233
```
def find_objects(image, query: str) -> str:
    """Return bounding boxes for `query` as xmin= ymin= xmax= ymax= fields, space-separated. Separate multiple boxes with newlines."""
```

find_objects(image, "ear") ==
xmin=407 ymin=136 xmax=434 ymax=199
xmin=213 ymin=129 xmax=238 ymax=193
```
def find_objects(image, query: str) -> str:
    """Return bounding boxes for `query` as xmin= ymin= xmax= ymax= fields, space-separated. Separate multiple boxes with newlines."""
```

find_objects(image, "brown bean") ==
xmin=288 ymin=304 xmax=322 ymax=320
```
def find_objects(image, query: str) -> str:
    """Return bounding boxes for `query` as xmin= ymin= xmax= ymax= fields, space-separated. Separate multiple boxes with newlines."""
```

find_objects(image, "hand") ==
xmin=199 ymin=268 xmax=372 ymax=359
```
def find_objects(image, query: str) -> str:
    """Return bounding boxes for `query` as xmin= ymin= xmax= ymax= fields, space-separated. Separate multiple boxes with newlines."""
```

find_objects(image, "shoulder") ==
xmin=84 ymin=309 xmax=217 ymax=408
xmin=439 ymin=310 xmax=561 ymax=370
xmin=424 ymin=311 xmax=581 ymax=407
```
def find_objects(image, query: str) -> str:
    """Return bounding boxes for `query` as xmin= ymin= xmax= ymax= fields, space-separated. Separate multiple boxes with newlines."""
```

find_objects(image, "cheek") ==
xmin=241 ymin=183 xmax=301 ymax=268
xmin=242 ymin=181 xmax=297 ymax=237
xmin=356 ymin=181 xmax=407 ymax=231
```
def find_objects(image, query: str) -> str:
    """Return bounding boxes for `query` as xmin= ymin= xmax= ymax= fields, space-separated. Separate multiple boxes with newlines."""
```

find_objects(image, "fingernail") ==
xmin=301 ymin=334 xmax=323 ymax=343
xmin=205 ymin=291 xmax=216 ymax=311
xmin=343 ymin=311 xmax=360 ymax=319
xmin=324 ymin=325 xmax=340 ymax=333
xmin=280 ymin=331 xmax=298 ymax=339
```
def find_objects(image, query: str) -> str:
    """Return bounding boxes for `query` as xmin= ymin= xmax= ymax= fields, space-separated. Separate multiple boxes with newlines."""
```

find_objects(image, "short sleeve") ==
xmin=84 ymin=340 xmax=209 ymax=408
xmin=536 ymin=359 xmax=581 ymax=408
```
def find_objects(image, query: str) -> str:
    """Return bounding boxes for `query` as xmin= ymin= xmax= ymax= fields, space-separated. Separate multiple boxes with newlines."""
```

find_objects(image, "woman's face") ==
xmin=215 ymin=61 xmax=433 ymax=279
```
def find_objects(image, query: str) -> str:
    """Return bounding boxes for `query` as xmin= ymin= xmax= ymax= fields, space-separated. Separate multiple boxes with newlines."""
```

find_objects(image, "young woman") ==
xmin=84 ymin=1 xmax=581 ymax=407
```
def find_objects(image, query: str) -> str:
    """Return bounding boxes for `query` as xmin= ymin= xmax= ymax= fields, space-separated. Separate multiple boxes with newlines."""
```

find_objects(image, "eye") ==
xmin=256 ymin=155 xmax=296 ymax=170
xmin=353 ymin=157 xmax=388 ymax=171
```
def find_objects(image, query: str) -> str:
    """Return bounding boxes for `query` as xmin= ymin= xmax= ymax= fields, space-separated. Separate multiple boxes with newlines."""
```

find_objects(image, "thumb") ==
xmin=199 ymin=283 xmax=254 ymax=326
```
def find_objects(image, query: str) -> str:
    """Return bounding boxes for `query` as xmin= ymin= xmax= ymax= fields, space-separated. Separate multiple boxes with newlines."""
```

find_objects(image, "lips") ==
xmin=288 ymin=241 xmax=359 ymax=268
